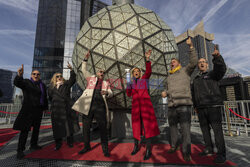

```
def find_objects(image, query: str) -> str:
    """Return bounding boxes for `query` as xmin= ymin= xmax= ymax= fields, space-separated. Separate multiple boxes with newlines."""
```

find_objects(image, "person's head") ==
xmin=50 ymin=73 xmax=65 ymax=87
xmin=170 ymin=58 xmax=180 ymax=70
xmin=31 ymin=70 xmax=40 ymax=82
xmin=97 ymin=69 xmax=105 ymax=80
xmin=131 ymin=67 xmax=142 ymax=79
xmin=198 ymin=58 xmax=209 ymax=72
xmin=161 ymin=91 xmax=167 ymax=98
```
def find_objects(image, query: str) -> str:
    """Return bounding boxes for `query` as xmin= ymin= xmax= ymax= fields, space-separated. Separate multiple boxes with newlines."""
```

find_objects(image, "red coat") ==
xmin=126 ymin=61 xmax=160 ymax=141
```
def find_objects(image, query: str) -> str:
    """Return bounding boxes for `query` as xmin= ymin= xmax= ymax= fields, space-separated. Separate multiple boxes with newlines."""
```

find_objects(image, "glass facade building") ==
xmin=175 ymin=21 xmax=216 ymax=79
xmin=32 ymin=0 xmax=108 ymax=85
xmin=0 ymin=69 xmax=17 ymax=103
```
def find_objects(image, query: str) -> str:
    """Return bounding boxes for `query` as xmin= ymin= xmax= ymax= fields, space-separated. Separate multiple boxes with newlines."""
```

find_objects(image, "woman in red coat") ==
xmin=126 ymin=50 xmax=160 ymax=160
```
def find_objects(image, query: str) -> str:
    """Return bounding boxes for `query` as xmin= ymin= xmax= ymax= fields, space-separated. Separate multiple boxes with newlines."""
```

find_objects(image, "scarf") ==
xmin=169 ymin=65 xmax=182 ymax=74
xmin=30 ymin=78 xmax=45 ymax=106
xmin=56 ymin=81 xmax=64 ymax=89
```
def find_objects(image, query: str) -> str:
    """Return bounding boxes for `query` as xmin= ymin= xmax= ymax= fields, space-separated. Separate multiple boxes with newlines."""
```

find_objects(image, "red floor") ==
xmin=26 ymin=142 xmax=236 ymax=166
xmin=0 ymin=128 xmax=19 ymax=148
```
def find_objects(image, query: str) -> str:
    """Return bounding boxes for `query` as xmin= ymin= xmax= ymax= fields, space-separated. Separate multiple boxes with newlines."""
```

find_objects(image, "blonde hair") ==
xmin=131 ymin=67 xmax=142 ymax=79
xmin=50 ymin=73 xmax=65 ymax=88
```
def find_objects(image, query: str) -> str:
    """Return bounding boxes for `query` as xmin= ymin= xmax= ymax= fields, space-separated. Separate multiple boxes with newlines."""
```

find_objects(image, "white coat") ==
xmin=72 ymin=61 xmax=113 ymax=125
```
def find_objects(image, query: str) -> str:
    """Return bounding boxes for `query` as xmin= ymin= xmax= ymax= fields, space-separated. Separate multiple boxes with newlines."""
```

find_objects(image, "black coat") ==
xmin=48 ymin=71 xmax=79 ymax=139
xmin=192 ymin=56 xmax=227 ymax=108
xmin=13 ymin=76 xmax=48 ymax=131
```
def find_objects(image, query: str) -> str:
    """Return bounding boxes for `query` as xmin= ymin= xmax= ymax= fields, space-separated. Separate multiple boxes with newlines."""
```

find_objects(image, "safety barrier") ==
xmin=1 ymin=101 xmax=250 ymax=136
xmin=0 ymin=103 xmax=51 ymax=124
xmin=191 ymin=100 xmax=250 ymax=137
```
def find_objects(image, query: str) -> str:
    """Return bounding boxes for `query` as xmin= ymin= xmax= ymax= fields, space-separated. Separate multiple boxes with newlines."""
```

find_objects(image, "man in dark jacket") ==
xmin=192 ymin=46 xmax=227 ymax=164
xmin=13 ymin=65 xmax=48 ymax=159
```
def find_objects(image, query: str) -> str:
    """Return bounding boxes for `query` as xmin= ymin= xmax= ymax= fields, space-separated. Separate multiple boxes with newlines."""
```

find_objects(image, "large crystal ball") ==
xmin=72 ymin=3 xmax=178 ymax=110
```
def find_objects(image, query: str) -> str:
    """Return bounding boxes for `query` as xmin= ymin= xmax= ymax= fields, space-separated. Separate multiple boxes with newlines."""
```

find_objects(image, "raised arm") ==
xmin=185 ymin=37 xmax=198 ymax=76
xmin=209 ymin=46 xmax=226 ymax=81
xmin=14 ymin=64 xmax=26 ymax=89
xmin=142 ymin=50 xmax=152 ymax=79
xmin=82 ymin=51 xmax=92 ymax=79
xmin=65 ymin=62 xmax=76 ymax=87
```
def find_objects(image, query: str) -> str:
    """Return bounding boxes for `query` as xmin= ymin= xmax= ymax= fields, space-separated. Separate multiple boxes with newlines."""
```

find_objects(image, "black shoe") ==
xmin=131 ymin=142 xmax=140 ymax=155
xmin=199 ymin=149 xmax=213 ymax=157
xmin=55 ymin=142 xmax=62 ymax=150
xmin=67 ymin=143 xmax=73 ymax=148
xmin=167 ymin=146 xmax=180 ymax=154
xmin=183 ymin=154 xmax=192 ymax=162
xmin=143 ymin=148 xmax=152 ymax=160
xmin=214 ymin=155 xmax=226 ymax=164
xmin=67 ymin=136 xmax=74 ymax=148
xmin=102 ymin=144 xmax=110 ymax=157
xmin=30 ymin=145 xmax=42 ymax=150
xmin=16 ymin=151 xmax=25 ymax=159
xmin=78 ymin=145 xmax=91 ymax=154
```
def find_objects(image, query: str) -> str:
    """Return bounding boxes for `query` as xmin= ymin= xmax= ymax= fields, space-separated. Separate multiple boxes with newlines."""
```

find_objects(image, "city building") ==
xmin=175 ymin=20 xmax=215 ymax=71
xmin=32 ymin=0 xmax=108 ymax=85
xmin=0 ymin=69 xmax=17 ymax=103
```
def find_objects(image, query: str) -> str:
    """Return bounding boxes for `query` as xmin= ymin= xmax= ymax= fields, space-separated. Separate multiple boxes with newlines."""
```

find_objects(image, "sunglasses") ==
xmin=32 ymin=73 xmax=40 ymax=76
xmin=56 ymin=75 xmax=62 ymax=78
xmin=99 ymin=71 xmax=105 ymax=74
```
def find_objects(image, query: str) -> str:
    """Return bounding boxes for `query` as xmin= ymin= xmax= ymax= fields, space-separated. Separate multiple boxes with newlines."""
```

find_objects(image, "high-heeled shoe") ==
xmin=131 ymin=140 xmax=140 ymax=155
xmin=143 ymin=146 xmax=152 ymax=160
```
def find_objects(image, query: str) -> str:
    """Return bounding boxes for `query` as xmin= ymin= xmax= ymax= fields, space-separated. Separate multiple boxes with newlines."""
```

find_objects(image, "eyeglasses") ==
xmin=32 ymin=73 xmax=40 ymax=76
xmin=99 ymin=71 xmax=105 ymax=74
xmin=56 ymin=75 xmax=62 ymax=78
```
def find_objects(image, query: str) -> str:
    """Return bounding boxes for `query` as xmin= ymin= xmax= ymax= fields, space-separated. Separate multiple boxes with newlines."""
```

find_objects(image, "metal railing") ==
xmin=191 ymin=100 xmax=250 ymax=137
xmin=1 ymin=100 xmax=250 ymax=136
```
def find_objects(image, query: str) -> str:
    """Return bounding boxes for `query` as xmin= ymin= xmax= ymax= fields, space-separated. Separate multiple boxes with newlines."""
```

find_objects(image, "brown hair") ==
xmin=131 ymin=67 xmax=142 ymax=79
xmin=171 ymin=58 xmax=180 ymax=63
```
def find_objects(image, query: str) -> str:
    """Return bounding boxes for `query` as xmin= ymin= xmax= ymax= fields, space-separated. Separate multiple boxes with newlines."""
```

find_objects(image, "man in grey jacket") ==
xmin=166 ymin=37 xmax=197 ymax=161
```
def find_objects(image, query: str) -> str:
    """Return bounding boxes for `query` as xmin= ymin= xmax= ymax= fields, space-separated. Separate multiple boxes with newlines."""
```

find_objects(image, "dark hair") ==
xmin=31 ymin=69 xmax=40 ymax=74
xmin=171 ymin=58 xmax=180 ymax=63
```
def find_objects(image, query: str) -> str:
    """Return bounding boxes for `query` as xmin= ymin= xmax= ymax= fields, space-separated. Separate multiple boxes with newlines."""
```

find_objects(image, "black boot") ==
xmin=16 ymin=151 xmax=25 ymax=159
xmin=67 ymin=135 xmax=74 ymax=148
xmin=102 ymin=143 xmax=110 ymax=157
xmin=143 ymin=144 xmax=152 ymax=160
xmin=78 ymin=144 xmax=91 ymax=154
xmin=54 ymin=139 xmax=62 ymax=151
xmin=131 ymin=139 xmax=140 ymax=155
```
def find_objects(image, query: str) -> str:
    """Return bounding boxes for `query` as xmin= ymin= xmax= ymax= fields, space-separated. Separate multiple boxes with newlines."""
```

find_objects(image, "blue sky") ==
xmin=0 ymin=0 xmax=250 ymax=77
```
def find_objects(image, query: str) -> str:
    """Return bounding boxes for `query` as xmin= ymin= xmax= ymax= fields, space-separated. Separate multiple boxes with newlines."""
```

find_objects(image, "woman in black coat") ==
xmin=48 ymin=63 xmax=80 ymax=150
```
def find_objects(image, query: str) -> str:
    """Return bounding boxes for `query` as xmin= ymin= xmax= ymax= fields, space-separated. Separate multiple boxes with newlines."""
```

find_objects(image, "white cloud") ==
xmin=191 ymin=0 xmax=228 ymax=29
xmin=0 ymin=29 xmax=35 ymax=37
xmin=0 ymin=0 xmax=38 ymax=13
xmin=214 ymin=33 xmax=250 ymax=76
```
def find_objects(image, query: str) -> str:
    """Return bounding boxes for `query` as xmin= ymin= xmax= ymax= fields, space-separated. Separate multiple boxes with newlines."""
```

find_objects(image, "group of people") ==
xmin=13 ymin=37 xmax=227 ymax=164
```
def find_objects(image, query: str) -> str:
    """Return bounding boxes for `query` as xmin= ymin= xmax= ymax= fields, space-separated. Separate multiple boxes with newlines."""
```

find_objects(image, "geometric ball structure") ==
xmin=72 ymin=3 xmax=178 ymax=110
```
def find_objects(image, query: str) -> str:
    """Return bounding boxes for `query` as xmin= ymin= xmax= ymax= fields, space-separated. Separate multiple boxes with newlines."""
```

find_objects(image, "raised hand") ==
xmin=84 ymin=50 xmax=90 ymax=60
xmin=145 ymin=49 xmax=152 ymax=61
xmin=186 ymin=37 xmax=193 ymax=48
xmin=18 ymin=64 xmax=24 ymax=76
xmin=212 ymin=45 xmax=220 ymax=57
xmin=67 ymin=61 xmax=73 ymax=70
